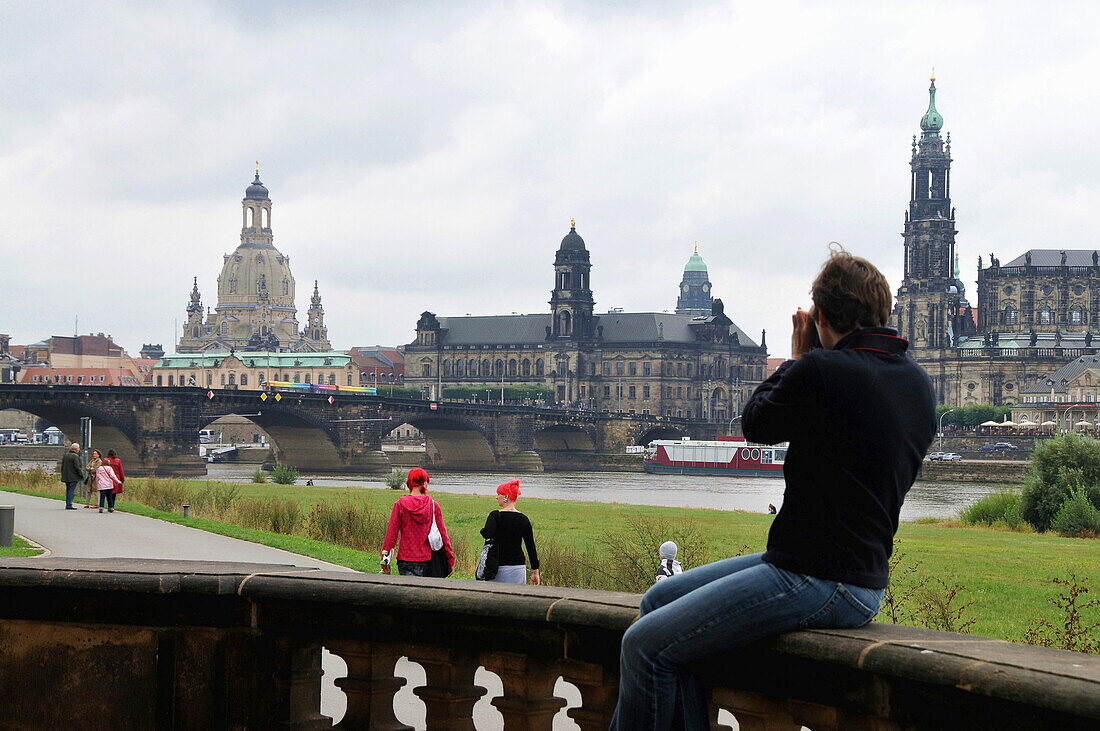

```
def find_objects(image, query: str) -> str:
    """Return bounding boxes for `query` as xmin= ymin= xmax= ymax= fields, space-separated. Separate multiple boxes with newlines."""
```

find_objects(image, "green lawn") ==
xmin=2 ymin=473 xmax=1098 ymax=645
xmin=0 ymin=535 xmax=45 ymax=558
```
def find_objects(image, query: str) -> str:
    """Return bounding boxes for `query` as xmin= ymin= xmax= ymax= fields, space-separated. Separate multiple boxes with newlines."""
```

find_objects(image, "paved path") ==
xmin=0 ymin=490 xmax=579 ymax=729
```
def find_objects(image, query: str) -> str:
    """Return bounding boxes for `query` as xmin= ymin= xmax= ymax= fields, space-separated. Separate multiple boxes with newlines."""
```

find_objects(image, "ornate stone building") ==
xmin=675 ymin=243 xmax=714 ymax=315
xmin=176 ymin=169 xmax=332 ymax=353
xmin=404 ymin=222 xmax=768 ymax=420
xmin=895 ymin=77 xmax=1099 ymax=406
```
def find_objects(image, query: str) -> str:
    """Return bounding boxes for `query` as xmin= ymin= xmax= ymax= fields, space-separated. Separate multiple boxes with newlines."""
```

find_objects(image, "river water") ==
xmin=193 ymin=464 xmax=1004 ymax=521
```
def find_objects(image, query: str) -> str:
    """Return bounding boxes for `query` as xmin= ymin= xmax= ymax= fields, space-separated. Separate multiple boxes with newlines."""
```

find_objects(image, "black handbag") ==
xmin=429 ymin=546 xmax=452 ymax=578
xmin=476 ymin=539 xmax=499 ymax=581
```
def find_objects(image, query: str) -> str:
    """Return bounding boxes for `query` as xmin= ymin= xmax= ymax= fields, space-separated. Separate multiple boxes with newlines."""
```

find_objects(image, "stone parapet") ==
xmin=1 ymin=558 xmax=1097 ymax=729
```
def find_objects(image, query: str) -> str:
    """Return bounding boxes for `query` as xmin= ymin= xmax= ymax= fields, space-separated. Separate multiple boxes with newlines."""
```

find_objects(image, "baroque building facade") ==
xmin=176 ymin=169 xmax=332 ymax=354
xmin=895 ymin=77 xmax=1100 ymax=407
xmin=404 ymin=222 xmax=768 ymax=420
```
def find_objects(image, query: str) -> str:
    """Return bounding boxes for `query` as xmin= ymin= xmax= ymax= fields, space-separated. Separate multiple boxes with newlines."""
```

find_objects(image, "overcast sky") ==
xmin=3 ymin=1 xmax=1100 ymax=359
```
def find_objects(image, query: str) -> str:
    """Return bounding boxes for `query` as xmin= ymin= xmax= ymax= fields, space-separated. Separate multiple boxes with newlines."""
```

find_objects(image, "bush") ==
xmin=271 ymin=465 xmax=299 ymax=485
xmin=383 ymin=469 xmax=407 ymax=489
xmin=306 ymin=500 xmax=385 ymax=550
xmin=1051 ymin=489 xmax=1100 ymax=538
xmin=230 ymin=497 xmax=303 ymax=534
xmin=251 ymin=469 xmax=268 ymax=483
xmin=1022 ymin=433 xmax=1100 ymax=531
xmin=959 ymin=489 xmax=1025 ymax=529
xmin=188 ymin=484 xmax=240 ymax=519
xmin=1024 ymin=574 xmax=1100 ymax=653
xmin=578 ymin=514 xmax=710 ymax=593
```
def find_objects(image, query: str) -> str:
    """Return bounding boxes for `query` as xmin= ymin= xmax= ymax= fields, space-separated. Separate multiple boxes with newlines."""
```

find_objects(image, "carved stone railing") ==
xmin=1 ymin=558 xmax=1098 ymax=729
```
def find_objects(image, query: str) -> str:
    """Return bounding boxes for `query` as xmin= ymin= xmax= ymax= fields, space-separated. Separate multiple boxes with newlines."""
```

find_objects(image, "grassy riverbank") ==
xmin=2 ymin=469 xmax=1097 ymax=647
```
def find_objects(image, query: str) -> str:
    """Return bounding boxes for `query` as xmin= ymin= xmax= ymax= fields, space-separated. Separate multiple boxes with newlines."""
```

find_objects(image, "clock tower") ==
xmin=675 ymin=242 xmax=714 ymax=315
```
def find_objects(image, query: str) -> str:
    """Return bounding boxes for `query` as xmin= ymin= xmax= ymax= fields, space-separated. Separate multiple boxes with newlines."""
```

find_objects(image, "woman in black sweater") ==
xmin=480 ymin=479 xmax=540 ymax=585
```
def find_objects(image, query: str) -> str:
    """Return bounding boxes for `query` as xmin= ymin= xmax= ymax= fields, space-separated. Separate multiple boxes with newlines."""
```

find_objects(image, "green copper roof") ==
xmin=155 ymin=351 xmax=352 ymax=369
xmin=684 ymin=249 xmax=708 ymax=273
xmin=920 ymin=77 xmax=943 ymax=136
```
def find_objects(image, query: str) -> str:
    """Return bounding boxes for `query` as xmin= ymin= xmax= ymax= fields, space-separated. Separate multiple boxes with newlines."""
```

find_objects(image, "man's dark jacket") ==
xmin=60 ymin=450 xmax=85 ymax=483
xmin=742 ymin=327 xmax=935 ymax=589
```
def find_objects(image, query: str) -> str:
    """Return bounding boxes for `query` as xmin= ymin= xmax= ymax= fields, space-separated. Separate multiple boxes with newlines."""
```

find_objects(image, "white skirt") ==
xmin=492 ymin=564 xmax=527 ymax=584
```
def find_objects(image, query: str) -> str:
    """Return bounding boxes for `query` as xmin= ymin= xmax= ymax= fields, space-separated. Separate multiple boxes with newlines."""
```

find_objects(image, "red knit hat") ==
xmin=496 ymin=479 xmax=520 ymax=503
xmin=406 ymin=467 xmax=430 ymax=490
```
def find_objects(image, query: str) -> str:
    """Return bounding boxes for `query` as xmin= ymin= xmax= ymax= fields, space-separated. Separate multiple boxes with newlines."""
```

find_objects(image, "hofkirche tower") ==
xmin=176 ymin=167 xmax=332 ymax=353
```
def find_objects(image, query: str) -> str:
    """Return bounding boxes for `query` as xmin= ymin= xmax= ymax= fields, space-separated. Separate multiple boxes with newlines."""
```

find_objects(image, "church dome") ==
xmin=559 ymin=219 xmax=587 ymax=251
xmin=217 ymin=242 xmax=295 ymax=309
xmin=245 ymin=173 xmax=270 ymax=201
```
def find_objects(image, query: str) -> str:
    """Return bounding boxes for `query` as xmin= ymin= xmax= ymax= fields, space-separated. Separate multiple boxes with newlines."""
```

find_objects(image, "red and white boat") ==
xmin=643 ymin=436 xmax=786 ymax=477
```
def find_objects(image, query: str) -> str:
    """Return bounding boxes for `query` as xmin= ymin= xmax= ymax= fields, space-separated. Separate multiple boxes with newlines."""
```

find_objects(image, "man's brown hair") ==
xmin=811 ymin=245 xmax=893 ymax=335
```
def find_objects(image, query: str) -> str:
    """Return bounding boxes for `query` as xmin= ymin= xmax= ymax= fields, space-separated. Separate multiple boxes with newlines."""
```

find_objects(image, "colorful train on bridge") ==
xmin=266 ymin=381 xmax=378 ymax=395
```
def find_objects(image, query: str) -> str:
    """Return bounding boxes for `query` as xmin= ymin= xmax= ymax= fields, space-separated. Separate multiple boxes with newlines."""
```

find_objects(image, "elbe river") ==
xmin=196 ymin=464 xmax=1002 ymax=521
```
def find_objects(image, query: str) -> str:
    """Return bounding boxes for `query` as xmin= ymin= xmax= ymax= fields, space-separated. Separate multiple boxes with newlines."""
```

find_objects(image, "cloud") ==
xmin=2 ymin=1 xmax=1100 ymax=358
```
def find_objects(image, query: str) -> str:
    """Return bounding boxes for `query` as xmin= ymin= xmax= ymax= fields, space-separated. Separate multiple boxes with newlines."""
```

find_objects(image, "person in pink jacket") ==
xmin=380 ymin=468 xmax=455 ymax=577
xmin=94 ymin=460 xmax=123 ymax=513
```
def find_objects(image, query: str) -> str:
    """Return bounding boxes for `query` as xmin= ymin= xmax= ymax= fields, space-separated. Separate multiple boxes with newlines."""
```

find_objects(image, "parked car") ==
xmin=926 ymin=452 xmax=945 ymax=461
xmin=978 ymin=443 xmax=1018 ymax=453
xmin=992 ymin=442 xmax=1019 ymax=450
xmin=941 ymin=452 xmax=962 ymax=461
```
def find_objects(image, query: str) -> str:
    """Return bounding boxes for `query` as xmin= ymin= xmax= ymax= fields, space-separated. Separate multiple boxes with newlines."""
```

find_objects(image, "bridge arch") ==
xmin=634 ymin=425 xmax=688 ymax=446
xmin=533 ymin=424 xmax=597 ymax=451
xmin=0 ymin=395 xmax=145 ymax=471
xmin=199 ymin=404 xmax=345 ymax=472
xmin=381 ymin=415 xmax=497 ymax=470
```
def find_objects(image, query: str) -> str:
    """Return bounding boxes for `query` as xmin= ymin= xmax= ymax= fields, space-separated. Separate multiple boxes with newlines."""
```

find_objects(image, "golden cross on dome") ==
xmin=255 ymin=160 xmax=260 ymax=175
xmin=930 ymin=66 xmax=935 ymax=82
xmin=694 ymin=241 xmax=699 ymax=254
xmin=571 ymin=217 xmax=576 ymax=228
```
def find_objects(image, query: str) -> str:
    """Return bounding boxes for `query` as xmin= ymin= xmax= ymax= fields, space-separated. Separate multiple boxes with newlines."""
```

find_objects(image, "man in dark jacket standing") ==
xmin=60 ymin=442 xmax=85 ymax=510
xmin=611 ymin=248 xmax=936 ymax=730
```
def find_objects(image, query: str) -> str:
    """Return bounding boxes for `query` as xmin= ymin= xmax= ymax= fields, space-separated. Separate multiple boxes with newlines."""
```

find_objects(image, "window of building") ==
xmin=509 ymin=359 xmax=517 ymax=376
xmin=535 ymin=358 xmax=544 ymax=376
xmin=629 ymin=385 xmax=636 ymax=399
xmin=676 ymin=363 xmax=683 ymax=376
xmin=603 ymin=385 xmax=611 ymax=398
xmin=207 ymin=373 xmax=213 ymax=386
xmin=294 ymin=372 xmax=301 ymax=382
xmin=347 ymin=374 xmax=353 ymax=385
xmin=329 ymin=374 xmax=336 ymax=385
xmin=1039 ymin=307 xmax=1053 ymax=325
xmin=687 ymin=364 xmax=693 ymax=377
xmin=602 ymin=362 xmax=611 ymax=376
xmin=495 ymin=359 xmax=504 ymax=376
xmin=77 ymin=375 xmax=84 ymax=384
xmin=241 ymin=374 xmax=248 ymax=386
xmin=677 ymin=387 xmax=682 ymax=398
xmin=1071 ymin=307 xmax=1084 ymax=325
xmin=643 ymin=385 xmax=650 ymax=399
xmin=455 ymin=360 xmax=465 ymax=377
xmin=629 ymin=362 xmax=637 ymax=376
xmin=220 ymin=321 xmax=228 ymax=335
xmin=616 ymin=362 xmax=625 ymax=376
xmin=616 ymin=385 xmax=624 ymax=400
xmin=220 ymin=374 xmax=226 ymax=385
xmin=522 ymin=359 xmax=531 ymax=376
xmin=33 ymin=375 xmax=39 ymax=383
xmin=228 ymin=374 xmax=235 ymax=386
xmin=229 ymin=279 xmax=237 ymax=294
xmin=304 ymin=374 xmax=311 ymax=384
xmin=421 ymin=361 xmax=431 ymax=378
xmin=643 ymin=362 xmax=651 ymax=376
xmin=1004 ymin=305 xmax=1018 ymax=326
xmin=579 ymin=385 xmax=586 ymax=398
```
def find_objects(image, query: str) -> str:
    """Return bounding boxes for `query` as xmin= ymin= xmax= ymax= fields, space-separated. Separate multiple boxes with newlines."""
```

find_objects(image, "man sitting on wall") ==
xmin=610 ymin=246 xmax=936 ymax=729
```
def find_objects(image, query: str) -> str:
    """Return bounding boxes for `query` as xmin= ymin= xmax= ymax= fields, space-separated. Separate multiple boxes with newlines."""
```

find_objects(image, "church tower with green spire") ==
xmin=895 ymin=73 xmax=960 ymax=401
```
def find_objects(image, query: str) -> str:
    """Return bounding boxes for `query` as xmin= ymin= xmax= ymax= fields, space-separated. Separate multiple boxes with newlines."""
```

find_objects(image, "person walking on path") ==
xmin=479 ymin=479 xmax=540 ymax=585
xmin=83 ymin=449 xmax=103 ymax=509
xmin=104 ymin=449 xmax=125 ymax=505
xmin=610 ymin=247 xmax=936 ymax=730
xmin=380 ymin=468 xmax=455 ymax=577
xmin=60 ymin=443 xmax=85 ymax=510
xmin=94 ymin=458 xmax=123 ymax=513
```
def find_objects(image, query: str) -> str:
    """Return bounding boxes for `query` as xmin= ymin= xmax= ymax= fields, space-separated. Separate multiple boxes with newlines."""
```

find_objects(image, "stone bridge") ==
xmin=0 ymin=385 xmax=713 ymax=476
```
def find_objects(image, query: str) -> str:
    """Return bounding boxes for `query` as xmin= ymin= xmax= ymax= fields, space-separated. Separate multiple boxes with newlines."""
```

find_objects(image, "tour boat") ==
xmin=642 ymin=436 xmax=786 ymax=477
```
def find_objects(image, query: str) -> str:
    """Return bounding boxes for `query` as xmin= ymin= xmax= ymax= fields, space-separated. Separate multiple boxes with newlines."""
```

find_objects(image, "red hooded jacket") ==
xmin=382 ymin=493 xmax=455 ymax=566
xmin=106 ymin=457 xmax=125 ymax=495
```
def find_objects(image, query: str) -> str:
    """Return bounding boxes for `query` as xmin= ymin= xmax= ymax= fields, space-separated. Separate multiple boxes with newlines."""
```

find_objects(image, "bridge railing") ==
xmin=1 ymin=558 xmax=1097 ymax=729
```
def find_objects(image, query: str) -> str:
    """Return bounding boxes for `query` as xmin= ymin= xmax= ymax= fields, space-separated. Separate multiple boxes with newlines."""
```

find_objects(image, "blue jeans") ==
xmin=64 ymin=481 xmax=80 ymax=508
xmin=396 ymin=560 xmax=430 ymax=577
xmin=610 ymin=552 xmax=883 ymax=731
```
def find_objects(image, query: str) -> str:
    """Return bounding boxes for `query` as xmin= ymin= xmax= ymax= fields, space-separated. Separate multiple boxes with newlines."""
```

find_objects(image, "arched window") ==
xmin=304 ymin=374 xmax=311 ymax=384
xmin=329 ymin=374 xmax=335 ymax=385
xmin=495 ymin=359 xmax=504 ymax=376
xmin=443 ymin=360 xmax=452 ymax=377
xmin=347 ymin=374 xmax=353 ymax=386
xmin=283 ymin=278 xmax=290 ymax=295
xmin=262 ymin=207 xmax=270 ymax=228
xmin=168 ymin=375 xmax=174 ymax=386
xmin=482 ymin=359 xmax=491 ymax=377
xmin=229 ymin=279 xmax=237 ymax=294
xmin=509 ymin=359 xmax=517 ymax=376
xmin=522 ymin=359 xmax=531 ymax=376
xmin=294 ymin=372 xmax=301 ymax=382
xmin=1070 ymin=306 xmax=1084 ymax=325
xmin=221 ymin=373 xmax=226 ymax=385
xmin=1004 ymin=305 xmax=1018 ymax=326
xmin=241 ymin=374 xmax=249 ymax=386
xmin=455 ymin=359 xmax=465 ymax=377
xmin=536 ymin=359 xmax=544 ymax=375
xmin=558 ymin=310 xmax=572 ymax=336
xmin=1039 ymin=307 xmax=1053 ymax=325
xmin=228 ymin=373 xmax=236 ymax=386
xmin=220 ymin=321 xmax=228 ymax=336
xmin=468 ymin=358 xmax=477 ymax=376
xmin=246 ymin=208 xmax=253 ymax=228
xmin=192 ymin=326 xmax=199 ymax=338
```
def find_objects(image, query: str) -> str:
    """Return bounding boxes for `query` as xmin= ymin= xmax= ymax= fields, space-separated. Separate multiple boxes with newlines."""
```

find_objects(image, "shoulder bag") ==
xmin=475 ymin=538 xmax=499 ymax=581
xmin=427 ymin=499 xmax=451 ymax=578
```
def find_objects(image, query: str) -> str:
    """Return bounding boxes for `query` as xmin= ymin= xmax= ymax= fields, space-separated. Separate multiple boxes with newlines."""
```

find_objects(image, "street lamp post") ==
xmin=728 ymin=414 xmax=742 ymax=436
xmin=1063 ymin=404 xmax=1076 ymax=433
xmin=937 ymin=409 xmax=955 ymax=452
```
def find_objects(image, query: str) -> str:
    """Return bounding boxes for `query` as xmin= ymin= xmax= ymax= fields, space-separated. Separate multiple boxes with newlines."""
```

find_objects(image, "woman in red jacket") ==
xmin=103 ymin=449 xmax=125 ymax=512
xmin=380 ymin=468 xmax=455 ymax=577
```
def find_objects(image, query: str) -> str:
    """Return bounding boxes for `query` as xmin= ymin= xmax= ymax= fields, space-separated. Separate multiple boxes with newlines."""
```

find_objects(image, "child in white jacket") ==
xmin=654 ymin=541 xmax=683 ymax=583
